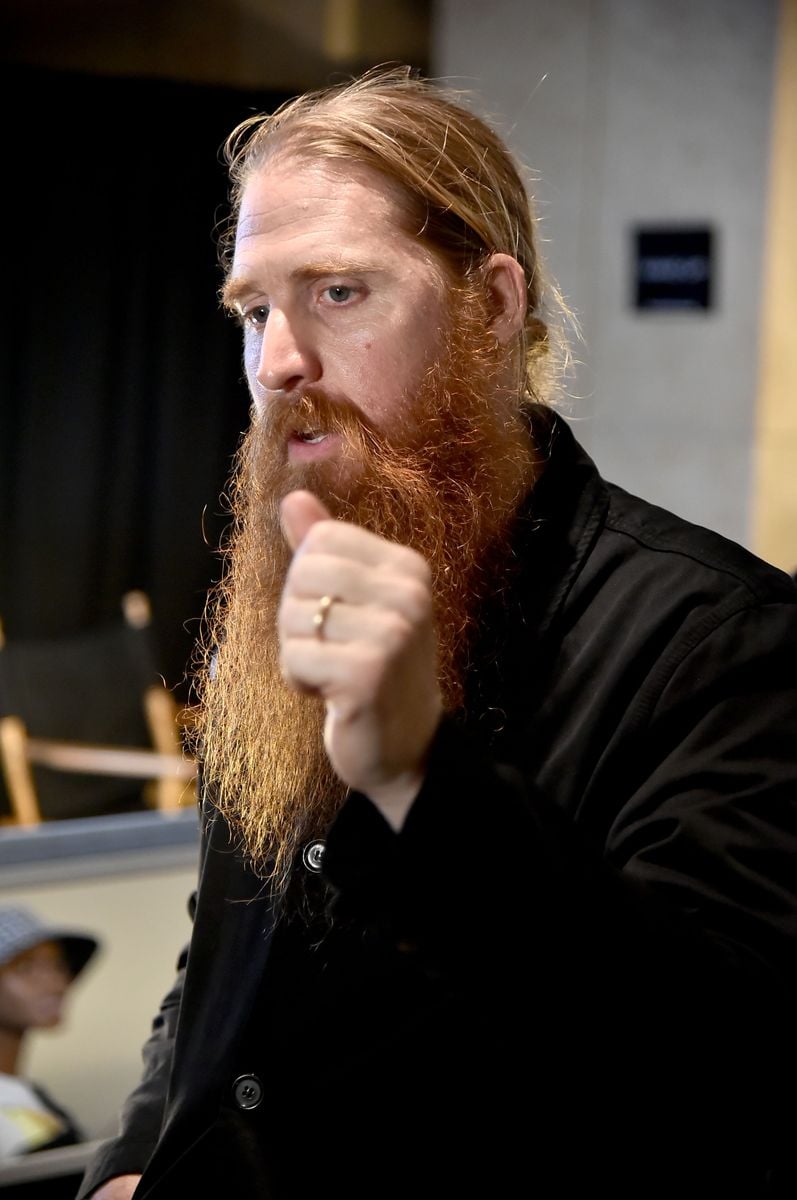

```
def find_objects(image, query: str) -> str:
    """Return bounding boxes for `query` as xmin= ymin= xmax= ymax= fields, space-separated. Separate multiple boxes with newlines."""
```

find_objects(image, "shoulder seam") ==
xmin=602 ymin=516 xmax=787 ymax=603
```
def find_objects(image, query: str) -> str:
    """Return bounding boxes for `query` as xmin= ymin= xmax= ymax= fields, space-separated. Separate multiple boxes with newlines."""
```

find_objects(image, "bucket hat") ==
xmin=0 ymin=906 xmax=99 ymax=978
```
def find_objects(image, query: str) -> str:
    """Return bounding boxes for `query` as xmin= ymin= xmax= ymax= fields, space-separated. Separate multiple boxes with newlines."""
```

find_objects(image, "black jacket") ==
xmin=78 ymin=418 xmax=797 ymax=1198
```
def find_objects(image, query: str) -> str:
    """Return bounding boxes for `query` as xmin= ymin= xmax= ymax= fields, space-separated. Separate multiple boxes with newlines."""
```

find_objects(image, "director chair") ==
xmin=0 ymin=592 xmax=196 ymax=825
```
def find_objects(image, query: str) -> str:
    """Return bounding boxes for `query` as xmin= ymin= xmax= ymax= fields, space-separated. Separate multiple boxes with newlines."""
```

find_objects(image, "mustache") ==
xmin=258 ymin=388 xmax=382 ymax=447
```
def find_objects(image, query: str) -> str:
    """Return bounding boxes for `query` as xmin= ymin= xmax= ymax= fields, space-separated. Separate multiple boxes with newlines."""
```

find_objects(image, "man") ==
xmin=79 ymin=67 xmax=796 ymax=1198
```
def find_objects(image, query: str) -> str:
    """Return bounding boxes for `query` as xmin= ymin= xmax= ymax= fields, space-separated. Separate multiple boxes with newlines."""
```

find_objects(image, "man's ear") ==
xmin=483 ymin=253 xmax=527 ymax=344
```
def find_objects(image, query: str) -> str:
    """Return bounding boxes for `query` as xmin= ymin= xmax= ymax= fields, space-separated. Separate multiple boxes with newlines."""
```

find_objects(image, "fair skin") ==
xmin=90 ymin=156 xmax=526 ymax=1200
xmin=90 ymin=1178 xmax=141 ymax=1200
xmin=224 ymin=155 xmax=453 ymax=451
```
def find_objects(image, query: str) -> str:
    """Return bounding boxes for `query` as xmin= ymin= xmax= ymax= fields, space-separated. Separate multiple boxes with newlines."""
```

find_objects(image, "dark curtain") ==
xmin=0 ymin=66 xmax=289 ymax=697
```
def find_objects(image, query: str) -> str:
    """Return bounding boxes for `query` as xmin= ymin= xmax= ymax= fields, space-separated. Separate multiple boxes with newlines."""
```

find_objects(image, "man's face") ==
xmin=0 ymin=942 xmax=72 ymax=1033
xmin=225 ymin=154 xmax=449 ymax=467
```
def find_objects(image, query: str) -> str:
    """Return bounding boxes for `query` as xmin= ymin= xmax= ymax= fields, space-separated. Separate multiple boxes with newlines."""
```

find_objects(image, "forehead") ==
xmin=233 ymin=154 xmax=434 ymax=270
xmin=1 ymin=940 xmax=65 ymax=973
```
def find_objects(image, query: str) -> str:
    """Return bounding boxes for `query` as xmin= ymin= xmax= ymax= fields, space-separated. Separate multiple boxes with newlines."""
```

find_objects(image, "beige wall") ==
xmin=753 ymin=0 xmax=797 ymax=573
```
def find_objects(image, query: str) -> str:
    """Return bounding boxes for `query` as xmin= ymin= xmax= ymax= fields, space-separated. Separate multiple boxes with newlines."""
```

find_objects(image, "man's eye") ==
xmin=325 ymin=285 xmax=353 ymax=304
xmin=245 ymin=305 xmax=270 ymax=327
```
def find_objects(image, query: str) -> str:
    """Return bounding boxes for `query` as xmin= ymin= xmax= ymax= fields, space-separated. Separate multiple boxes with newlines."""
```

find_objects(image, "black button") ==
xmin=302 ymin=840 xmax=325 ymax=872
xmin=233 ymin=1074 xmax=263 ymax=1111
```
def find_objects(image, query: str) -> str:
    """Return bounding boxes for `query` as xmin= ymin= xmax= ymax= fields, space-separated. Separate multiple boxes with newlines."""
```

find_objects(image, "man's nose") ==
xmin=255 ymin=309 xmax=321 ymax=395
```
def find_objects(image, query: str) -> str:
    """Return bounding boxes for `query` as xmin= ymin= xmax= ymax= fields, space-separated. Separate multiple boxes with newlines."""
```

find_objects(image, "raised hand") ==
xmin=279 ymin=490 xmax=443 ymax=830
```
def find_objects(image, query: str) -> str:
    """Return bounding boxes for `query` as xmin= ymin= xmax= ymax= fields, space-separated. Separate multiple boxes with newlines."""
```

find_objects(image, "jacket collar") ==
xmin=462 ymin=411 xmax=610 ymax=746
xmin=524 ymin=411 xmax=610 ymax=641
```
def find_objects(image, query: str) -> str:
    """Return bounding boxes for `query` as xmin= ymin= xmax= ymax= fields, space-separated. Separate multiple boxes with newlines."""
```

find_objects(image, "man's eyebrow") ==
xmin=220 ymin=277 xmax=251 ymax=310
xmin=292 ymin=259 xmax=382 ymax=280
xmin=221 ymin=260 xmax=382 ymax=310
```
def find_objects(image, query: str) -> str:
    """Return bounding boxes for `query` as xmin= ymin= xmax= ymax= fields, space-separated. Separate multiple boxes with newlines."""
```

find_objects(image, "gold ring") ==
xmin=312 ymin=594 xmax=335 ymax=640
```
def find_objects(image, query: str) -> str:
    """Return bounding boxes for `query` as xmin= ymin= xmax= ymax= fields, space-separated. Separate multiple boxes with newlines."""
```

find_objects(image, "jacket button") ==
xmin=233 ymin=1074 xmax=263 ymax=1111
xmin=302 ymin=840 xmax=325 ymax=872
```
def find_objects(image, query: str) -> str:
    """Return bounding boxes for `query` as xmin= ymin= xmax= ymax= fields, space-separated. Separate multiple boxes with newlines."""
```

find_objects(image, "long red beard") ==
xmin=193 ymin=286 xmax=540 ymax=896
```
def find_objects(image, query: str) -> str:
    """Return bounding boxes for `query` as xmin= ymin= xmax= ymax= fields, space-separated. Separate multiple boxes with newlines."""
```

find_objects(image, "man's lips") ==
xmin=287 ymin=430 xmax=341 ymax=462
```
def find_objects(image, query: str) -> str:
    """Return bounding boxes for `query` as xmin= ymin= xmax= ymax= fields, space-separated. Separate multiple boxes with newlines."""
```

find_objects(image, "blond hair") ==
xmin=222 ymin=65 xmax=572 ymax=406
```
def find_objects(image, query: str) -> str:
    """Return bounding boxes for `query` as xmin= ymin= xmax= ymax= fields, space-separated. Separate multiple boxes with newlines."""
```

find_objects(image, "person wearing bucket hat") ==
xmin=0 ymin=906 xmax=99 ymax=1158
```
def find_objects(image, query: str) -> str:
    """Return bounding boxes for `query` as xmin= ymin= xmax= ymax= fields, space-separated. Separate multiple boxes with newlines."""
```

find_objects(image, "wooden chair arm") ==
xmin=25 ymin=739 xmax=197 ymax=781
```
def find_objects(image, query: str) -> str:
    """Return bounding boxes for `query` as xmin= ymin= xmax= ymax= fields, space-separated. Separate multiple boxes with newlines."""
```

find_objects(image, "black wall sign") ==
xmin=633 ymin=226 xmax=714 ymax=311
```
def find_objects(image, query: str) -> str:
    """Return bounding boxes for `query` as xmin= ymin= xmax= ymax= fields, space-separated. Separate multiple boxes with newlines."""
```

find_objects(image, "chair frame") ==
xmin=0 ymin=593 xmax=196 ymax=825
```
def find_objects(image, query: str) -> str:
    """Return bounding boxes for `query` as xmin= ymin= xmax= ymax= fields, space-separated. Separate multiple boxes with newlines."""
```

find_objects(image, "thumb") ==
xmin=280 ymin=490 xmax=332 ymax=553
